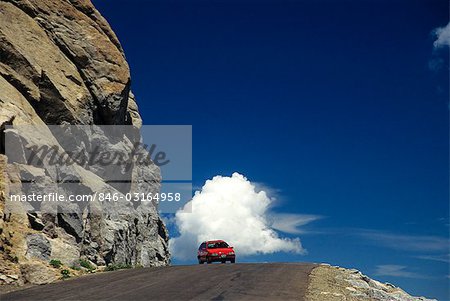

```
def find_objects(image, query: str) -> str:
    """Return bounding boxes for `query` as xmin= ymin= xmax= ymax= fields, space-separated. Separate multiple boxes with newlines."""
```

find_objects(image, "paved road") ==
xmin=2 ymin=263 xmax=317 ymax=301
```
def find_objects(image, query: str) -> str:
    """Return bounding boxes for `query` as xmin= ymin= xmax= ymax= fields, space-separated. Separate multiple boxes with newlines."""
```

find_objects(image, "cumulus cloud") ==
xmin=429 ymin=22 xmax=450 ymax=71
xmin=170 ymin=173 xmax=312 ymax=260
xmin=433 ymin=22 xmax=450 ymax=49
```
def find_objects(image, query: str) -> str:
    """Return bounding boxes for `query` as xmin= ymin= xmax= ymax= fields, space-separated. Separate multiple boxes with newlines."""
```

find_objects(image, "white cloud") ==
xmin=433 ymin=22 xmax=450 ymax=49
xmin=415 ymin=254 xmax=450 ymax=263
xmin=356 ymin=230 xmax=449 ymax=252
xmin=374 ymin=265 xmax=425 ymax=279
xmin=429 ymin=23 xmax=450 ymax=72
xmin=269 ymin=213 xmax=322 ymax=234
xmin=170 ymin=173 xmax=311 ymax=260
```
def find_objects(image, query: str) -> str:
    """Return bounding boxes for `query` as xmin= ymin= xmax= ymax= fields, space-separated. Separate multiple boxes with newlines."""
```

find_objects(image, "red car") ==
xmin=197 ymin=240 xmax=236 ymax=264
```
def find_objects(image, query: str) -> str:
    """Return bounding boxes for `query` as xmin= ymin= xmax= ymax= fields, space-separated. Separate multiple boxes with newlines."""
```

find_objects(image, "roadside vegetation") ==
xmin=49 ymin=259 xmax=62 ymax=269
xmin=79 ymin=259 xmax=95 ymax=272
xmin=48 ymin=258 xmax=141 ymax=281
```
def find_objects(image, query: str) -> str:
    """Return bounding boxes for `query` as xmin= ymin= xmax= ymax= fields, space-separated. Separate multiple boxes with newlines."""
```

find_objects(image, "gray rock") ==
xmin=57 ymin=212 xmax=83 ymax=243
xmin=346 ymin=278 xmax=370 ymax=289
xmin=26 ymin=234 xmax=51 ymax=261
xmin=27 ymin=213 xmax=45 ymax=231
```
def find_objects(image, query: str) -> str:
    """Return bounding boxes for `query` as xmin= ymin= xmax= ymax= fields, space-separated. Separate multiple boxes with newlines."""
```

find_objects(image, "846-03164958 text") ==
xmin=9 ymin=192 xmax=182 ymax=203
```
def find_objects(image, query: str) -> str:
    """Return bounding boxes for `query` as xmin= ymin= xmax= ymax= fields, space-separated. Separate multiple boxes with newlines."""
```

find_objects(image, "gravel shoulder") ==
xmin=306 ymin=264 xmax=435 ymax=301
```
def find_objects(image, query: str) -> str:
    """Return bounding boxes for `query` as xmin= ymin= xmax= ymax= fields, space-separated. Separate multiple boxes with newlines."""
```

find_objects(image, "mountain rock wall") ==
xmin=0 ymin=0 xmax=170 ymax=287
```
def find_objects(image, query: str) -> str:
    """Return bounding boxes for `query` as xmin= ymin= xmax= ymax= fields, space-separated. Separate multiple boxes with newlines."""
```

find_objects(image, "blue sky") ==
xmin=93 ymin=0 xmax=449 ymax=299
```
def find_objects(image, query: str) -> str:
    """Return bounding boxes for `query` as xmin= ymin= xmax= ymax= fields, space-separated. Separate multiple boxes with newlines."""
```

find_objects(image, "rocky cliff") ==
xmin=307 ymin=264 xmax=435 ymax=301
xmin=0 ymin=0 xmax=170 ymax=287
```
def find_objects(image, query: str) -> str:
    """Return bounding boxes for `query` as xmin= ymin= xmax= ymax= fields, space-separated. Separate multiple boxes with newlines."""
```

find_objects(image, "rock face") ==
xmin=25 ymin=234 xmax=51 ymax=261
xmin=0 ymin=0 xmax=169 ymax=287
xmin=306 ymin=264 xmax=436 ymax=301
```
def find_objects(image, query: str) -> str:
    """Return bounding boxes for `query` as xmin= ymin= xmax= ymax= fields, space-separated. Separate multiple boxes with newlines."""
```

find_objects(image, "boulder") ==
xmin=20 ymin=262 xmax=57 ymax=285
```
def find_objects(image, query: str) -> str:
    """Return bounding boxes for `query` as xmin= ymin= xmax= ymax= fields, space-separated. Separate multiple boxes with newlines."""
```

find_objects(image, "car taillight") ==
xmin=228 ymin=251 xmax=234 ymax=255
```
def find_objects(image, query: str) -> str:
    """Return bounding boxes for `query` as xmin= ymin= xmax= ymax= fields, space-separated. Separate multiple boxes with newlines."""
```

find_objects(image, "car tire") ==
xmin=230 ymin=259 xmax=235 ymax=263
xmin=198 ymin=259 xmax=204 ymax=264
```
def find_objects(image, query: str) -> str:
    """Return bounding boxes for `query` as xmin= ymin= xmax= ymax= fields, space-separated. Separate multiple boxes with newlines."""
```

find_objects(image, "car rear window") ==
xmin=207 ymin=242 xmax=229 ymax=249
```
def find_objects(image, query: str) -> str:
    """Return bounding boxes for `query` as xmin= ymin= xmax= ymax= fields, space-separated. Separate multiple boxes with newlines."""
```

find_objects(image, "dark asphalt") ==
xmin=1 ymin=263 xmax=317 ymax=301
